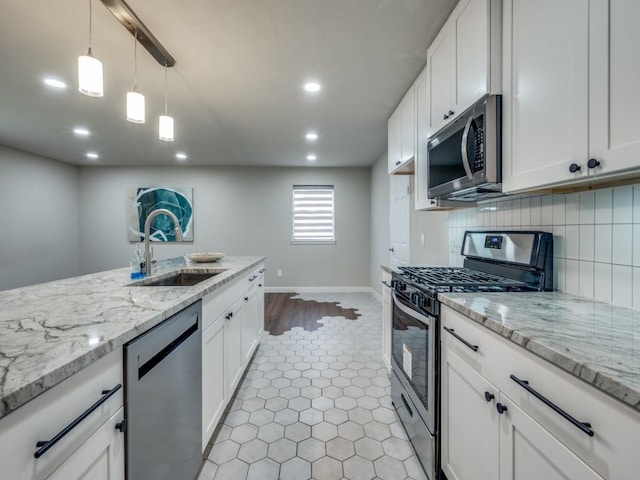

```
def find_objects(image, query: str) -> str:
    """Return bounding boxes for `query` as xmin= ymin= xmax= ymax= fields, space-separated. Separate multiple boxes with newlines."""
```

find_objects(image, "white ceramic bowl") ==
xmin=184 ymin=252 xmax=225 ymax=263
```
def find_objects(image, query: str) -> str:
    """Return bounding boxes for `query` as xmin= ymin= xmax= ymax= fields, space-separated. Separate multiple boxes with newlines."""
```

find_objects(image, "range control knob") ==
xmin=396 ymin=282 xmax=406 ymax=292
xmin=411 ymin=292 xmax=425 ymax=308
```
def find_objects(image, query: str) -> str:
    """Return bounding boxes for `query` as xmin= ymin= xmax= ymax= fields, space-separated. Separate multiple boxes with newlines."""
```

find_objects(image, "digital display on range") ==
xmin=484 ymin=235 xmax=503 ymax=249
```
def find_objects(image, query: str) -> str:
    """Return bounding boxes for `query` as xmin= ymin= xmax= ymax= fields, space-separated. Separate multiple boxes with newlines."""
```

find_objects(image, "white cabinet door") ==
xmin=400 ymin=87 xmax=416 ymax=164
xmin=242 ymin=286 xmax=260 ymax=365
xmin=426 ymin=26 xmax=454 ymax=136
xmin=453 ymin=0 xmax=490 ymax=113
xmin=415 ymin=67 xmax=437 ymax=210
xmin=498 ymin=396 xmax=604 ymax=480
xmin=388 ymin=107 xmax=402 ymax=173
xmin=225 ymin=298 xmax=244 ymax=395
xmin=47 ymin=408 xmax=125 ymax=480
xmin=202 ymin=316 xmax=226 ymax=449
xmin=502 ymin=0 xmax=589 ymax=193
xmin=589 ymin=0 xmax=640 ymax=177
xmin=441 ymin=345 xmax=499 ymax=480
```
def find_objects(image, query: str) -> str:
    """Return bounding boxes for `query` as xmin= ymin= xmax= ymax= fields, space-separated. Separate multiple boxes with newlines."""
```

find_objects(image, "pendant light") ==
xmin=126 ymin=30 xmax=145 ymax=123
xmin=78 ymin=0 xmax=103 ymax=97
xmin=159 ymin=65 xmax=174 ymax=141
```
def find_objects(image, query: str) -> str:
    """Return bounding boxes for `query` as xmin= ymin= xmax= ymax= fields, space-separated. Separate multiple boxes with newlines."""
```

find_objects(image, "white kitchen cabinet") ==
xmin=202 ymin=311 xmax=226 ymax=449
xmin=381 ymin=269 xmax=392 ymax=370
xmin=388 ymin=85 xmax=416 ymax=174
xmin=441 ymin=305 xmax=640 ymax=479
xmin=503 ymin=0 xmax=640 ymax=193
xmin=426 ymin=0 xmax=501 ymax=137
xmin=225 ymin=298 xmax=245 ymax=405
xmin=0 ymin=350 xmax=124 ymax=480
xmin=242 ymin=284 xmax=260 ymax=365
xmin=47 ymin=408 xmax=125 ymax=480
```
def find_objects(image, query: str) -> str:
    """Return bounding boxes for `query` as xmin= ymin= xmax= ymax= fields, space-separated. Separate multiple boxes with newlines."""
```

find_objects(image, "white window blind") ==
xmin=292 ymin=186 xmax=335 ymax=243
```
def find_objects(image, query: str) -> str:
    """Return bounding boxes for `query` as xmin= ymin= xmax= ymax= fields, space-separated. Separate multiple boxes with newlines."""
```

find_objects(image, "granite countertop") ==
xmin=0 ymin=255 xmax=265 ymax=419
xmin=439 ymin=291 xmax=640 ymax=412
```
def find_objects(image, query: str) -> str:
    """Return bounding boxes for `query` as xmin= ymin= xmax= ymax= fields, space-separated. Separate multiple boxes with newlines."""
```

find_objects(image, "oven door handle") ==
xmin=460 ymin=116 xmax=475 ymax=181
xmin=392 ymin=291 xmax=433 ymax=327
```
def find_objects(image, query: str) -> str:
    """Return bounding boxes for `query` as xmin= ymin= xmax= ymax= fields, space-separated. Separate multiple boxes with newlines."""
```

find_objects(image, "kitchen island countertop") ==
xmin=439 ymin=291 xmax=640 ymax=413
xmin=0 ymin=255 xmax=265 ymax=419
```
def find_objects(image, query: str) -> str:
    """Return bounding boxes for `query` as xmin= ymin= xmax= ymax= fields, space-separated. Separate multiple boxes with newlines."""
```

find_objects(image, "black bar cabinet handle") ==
xmin=443 ymin=326 xmax=478 ymax=352
xmin=381 ymin=281 xmax=392 ymax=288
xmin=34 ymin=384 xmax=122 ymax=458
xmin=249 ymin=275 xmax=258 ymax=282
xmin=510 ymin=375 xmax=594 ymax=437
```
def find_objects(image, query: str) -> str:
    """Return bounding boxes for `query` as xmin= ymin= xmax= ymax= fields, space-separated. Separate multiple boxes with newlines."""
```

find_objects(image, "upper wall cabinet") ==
xmin=388 ymin=85 xmax=416 ymax=174
xmin=425 ymin=0 xmax=502 ymax=137
xmin=502 ymin=0 xmax=640 ymax=193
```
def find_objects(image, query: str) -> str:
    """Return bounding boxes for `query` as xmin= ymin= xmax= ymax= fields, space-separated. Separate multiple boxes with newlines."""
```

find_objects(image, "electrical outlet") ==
xmin=277 ymin=269 xmax=282 ymax=277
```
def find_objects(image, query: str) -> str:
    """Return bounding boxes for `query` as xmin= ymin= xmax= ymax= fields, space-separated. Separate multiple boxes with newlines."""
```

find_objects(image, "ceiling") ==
xmin=0 ymin=0 xmax=456 ymax=168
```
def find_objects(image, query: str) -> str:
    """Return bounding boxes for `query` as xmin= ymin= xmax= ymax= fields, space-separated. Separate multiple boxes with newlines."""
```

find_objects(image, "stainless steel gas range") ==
xmin=390 ymin=230 xmax=553 ymax=480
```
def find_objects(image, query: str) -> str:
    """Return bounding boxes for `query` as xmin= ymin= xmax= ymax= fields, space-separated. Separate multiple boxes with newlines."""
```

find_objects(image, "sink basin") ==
xmin=132 ymin=271 xmax=224 ymax=287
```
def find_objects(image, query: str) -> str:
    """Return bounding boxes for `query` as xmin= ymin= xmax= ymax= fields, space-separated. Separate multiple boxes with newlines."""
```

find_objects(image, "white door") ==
xmin=441 ymin=345 xmax=500 ymax=480
xmin=389 ymin=175 xmax=410 ymax=268
xmin=400 ymin=88 xmax=416 ymax=163
xmin=202 ymin=316 xmax=226 ymax=448
xmin=225 ymin=298 xmax=244 ymax=395
xmin=498 ymin=396 xmax=604 ymax=480
xmin=47 ymin=409 xmax=125 ymax=480
xmin=502 ymin=0 xmax=589 ymax=193
xmin=242 ymin=286 xmax=259 ymax=365
xmin=589 ymin=0 xmax=640 ymax=176
xmin=388 ymin=107 xmax=402 ymax=172
xmin=427 ymin=26 xmax=454 ymax=136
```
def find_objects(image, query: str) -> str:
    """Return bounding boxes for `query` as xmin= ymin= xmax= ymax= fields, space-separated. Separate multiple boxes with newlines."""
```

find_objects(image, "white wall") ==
xmin=370 ymin=153 xmax=390 ymax=295
xmin=448 ymin=184 xmax=640 ymax=309
xmin=78 ymin=166 xmax=371 ymax=289
xmin=0 ymin=146 xmax=80 ymax=290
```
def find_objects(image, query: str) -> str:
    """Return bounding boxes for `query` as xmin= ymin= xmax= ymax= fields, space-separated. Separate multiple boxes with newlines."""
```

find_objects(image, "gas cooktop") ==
xmin=397 ymin=266 xmax=534 ymax=293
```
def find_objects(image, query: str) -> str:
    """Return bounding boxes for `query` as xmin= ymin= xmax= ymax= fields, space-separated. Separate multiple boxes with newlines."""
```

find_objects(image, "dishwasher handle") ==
xmin=138 ymin=320 xmax=199 ymax=380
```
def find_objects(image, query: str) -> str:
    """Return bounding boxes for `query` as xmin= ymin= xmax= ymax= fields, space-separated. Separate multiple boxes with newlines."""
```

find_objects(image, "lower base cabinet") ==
xmin=441 ymin=345 xmax=602 ymax=480
xmin=202 ymin=314 xmax=226 ymax=448
xmin=381 ymin=269 xmax=392 ymax=370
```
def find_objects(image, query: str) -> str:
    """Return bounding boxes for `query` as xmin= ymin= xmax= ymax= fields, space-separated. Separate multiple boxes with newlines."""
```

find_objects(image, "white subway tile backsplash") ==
xmin=565 ymin=193 xmax=580 ymax=224
xmin=541 ymin=195 xmax=553 ymax=225
xmin=565 ymin=225 xmax=580 ymax=260
xmin=612 ymin=265 xmax=633 ymax=307
xmin=594 ymin=224 xmax=612 ymax=263
xmin=448 ymin=183 xmax=640 ymax=310
xmin=579 ymin=191 xmax=595 ymax=224
xmin=552 ymin=195 xmax=566 ymax=225
xmin=595 ymin=188 xmax=613 ymax=224
xmin=579 ymin=225 xmax=594 ymax=261
xmin=613 ymin=185 xmax=633 ymax=223
xmin=594 ymin=263 xmax=612 ymax=303
xmin=612 ymin=224 xmax=632 ymax=266
xmin=579 ymin=261 xmax=594 ymax=298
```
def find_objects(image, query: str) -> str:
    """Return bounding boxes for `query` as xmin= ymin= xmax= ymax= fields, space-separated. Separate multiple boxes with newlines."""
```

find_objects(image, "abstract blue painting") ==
xmin=128 ymin=187 xmax=194 ymax=242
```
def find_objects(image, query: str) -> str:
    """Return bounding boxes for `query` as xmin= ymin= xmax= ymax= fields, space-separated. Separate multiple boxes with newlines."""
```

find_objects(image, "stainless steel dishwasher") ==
xmin=125 ymin=300 xmax=202 ymax=480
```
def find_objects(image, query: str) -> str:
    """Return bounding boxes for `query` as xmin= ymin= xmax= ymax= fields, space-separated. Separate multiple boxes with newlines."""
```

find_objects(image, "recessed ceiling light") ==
xmin=305 ymin=132 xmax=318 ymax=141
xmin=74 ymin=127 xmax=90 ymax=136
xmin=176 ymin=152 xmax=187 ymax=160
xmin=86 ymin=152 xmax=99 ymax=160
xmin=306 ymin=154 xmax=317 ymax=161
xmin=303 ymin=82 xmax=321 ymax=93
xmin=43 ymin=78 xmax=67 ymax=89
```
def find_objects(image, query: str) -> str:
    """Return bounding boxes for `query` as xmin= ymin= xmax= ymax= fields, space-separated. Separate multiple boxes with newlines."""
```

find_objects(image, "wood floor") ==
xmin=264 ymin=292 xmax=361 ymax=336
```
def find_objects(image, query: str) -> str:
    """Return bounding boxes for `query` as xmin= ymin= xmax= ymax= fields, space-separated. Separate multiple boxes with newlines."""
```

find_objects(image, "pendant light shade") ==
xmin=126 ymin=90 xmax=145 ymax=123
xmin=159 ymin=115 xmax=174 ymax=141
xmin=78 ymin=50 xmax=103 ymax=97
xmin=78 ymin=0 xmax=103 ymax=97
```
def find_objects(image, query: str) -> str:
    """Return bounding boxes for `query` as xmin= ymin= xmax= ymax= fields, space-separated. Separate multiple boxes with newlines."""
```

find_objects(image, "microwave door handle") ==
xmin=460 ymin=116 xmax=475 ymax=180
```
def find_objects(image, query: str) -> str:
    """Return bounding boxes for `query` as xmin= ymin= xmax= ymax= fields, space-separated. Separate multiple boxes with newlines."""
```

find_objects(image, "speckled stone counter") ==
xmin=0 ymin=255 xmax=265 ymax=419
xmin=439 ymin=291 xmax=640 ymax=412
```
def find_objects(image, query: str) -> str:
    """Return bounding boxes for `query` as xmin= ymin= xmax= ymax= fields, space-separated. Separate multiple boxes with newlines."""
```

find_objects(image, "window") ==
xmin=292 ymin=185 xmax=335 ymax=244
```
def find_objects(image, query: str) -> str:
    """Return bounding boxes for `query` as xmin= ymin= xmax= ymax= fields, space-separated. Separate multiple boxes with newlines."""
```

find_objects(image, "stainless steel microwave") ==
xmin=427 ymin=94 xmax=502 ymax=201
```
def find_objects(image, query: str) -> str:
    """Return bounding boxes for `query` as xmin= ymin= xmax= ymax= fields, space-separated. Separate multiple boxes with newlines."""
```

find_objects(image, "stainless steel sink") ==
xmin=131 ymin=271 xmax=224 ymax=287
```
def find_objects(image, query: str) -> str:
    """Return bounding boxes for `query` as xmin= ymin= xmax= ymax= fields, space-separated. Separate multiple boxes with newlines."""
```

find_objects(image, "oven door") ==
xmin=391 ymin=291 xmax=437 ymax=433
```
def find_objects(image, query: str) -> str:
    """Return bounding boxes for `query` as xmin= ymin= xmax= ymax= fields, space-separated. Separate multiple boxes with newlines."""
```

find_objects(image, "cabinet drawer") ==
xmin=0 ymin=349 xmax=123 ymax=480
xmin=441 ymin=305 xmax=640 ymax=479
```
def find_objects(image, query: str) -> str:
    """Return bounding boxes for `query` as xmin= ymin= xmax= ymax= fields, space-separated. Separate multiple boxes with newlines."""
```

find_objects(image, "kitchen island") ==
xmin=0 ymin=255 xmax=265 ymax=419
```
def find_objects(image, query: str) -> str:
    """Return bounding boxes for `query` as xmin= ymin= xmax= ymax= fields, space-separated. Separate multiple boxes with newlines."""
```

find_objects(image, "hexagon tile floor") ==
xmin=198 ymin=292 xmax=428 ymax=480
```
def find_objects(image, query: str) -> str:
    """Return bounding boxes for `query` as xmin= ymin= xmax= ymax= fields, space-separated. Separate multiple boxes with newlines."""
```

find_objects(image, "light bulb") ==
xmin=159 ymin=115 xmax=174 ymax=141
xmin=78 ymin=50 xmax=103 ymax=97
xmin=126 ymin=90 xmax=145 ymax=123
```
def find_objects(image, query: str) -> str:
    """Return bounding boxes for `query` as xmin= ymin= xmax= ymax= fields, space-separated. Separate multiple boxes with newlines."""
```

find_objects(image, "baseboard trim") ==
xmin=370 ymin=288 xmax=382 ymax=303
xmin=265 ymin=286 xmax=374 ymax=294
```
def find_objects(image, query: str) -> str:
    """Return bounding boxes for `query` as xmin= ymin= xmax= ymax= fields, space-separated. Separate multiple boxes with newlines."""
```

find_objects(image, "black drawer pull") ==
xmin=249 ymin=275 xmax=258 ymax=282
xmin=510 ymin=375 xmax=594 ymax=437
xmin=381 ymin=281 xmax=392 ymax=288
xmin=35 ymin=384 xmax=122 ymax=458
xmin=444 ymin=326 xmax=478 ymax=352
